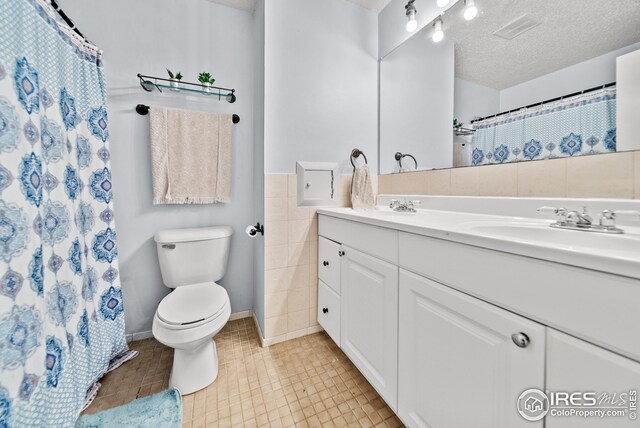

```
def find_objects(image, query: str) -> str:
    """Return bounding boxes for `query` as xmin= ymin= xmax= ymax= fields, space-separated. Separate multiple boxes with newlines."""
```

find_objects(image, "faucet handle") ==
xmin=389 ymin=199 xmax=399 ymax=208
xmin=613 ymin=210 xmax=640 ymax=219
xmin=411 ymin=200 xmax=422 ymax=206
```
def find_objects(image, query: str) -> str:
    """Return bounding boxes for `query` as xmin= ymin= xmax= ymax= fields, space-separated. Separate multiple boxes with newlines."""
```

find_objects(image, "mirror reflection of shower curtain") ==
xmin=470 ymin=87 xmax=617 ymax=166
xmin=0 ymin=0 xmax=131 ymax=425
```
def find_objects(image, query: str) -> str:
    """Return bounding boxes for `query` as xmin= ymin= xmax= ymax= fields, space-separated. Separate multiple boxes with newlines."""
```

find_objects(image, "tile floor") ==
xmin=83 ymin=318 xmax=404 ymax=427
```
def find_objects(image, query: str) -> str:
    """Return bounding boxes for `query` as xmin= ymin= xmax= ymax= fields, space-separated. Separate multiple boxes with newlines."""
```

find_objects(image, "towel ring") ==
xmin=395 ymin=152 xmax=418 ymax=170
xmin=350 ymin=148 xmax=368 ymax=169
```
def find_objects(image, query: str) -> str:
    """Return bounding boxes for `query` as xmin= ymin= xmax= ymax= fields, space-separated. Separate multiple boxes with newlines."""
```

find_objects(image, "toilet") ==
xmin=152 ymin=226 xmax=233 ymax=395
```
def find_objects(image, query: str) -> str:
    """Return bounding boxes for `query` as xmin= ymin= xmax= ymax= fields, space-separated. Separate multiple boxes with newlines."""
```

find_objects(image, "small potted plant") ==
xmin=453 ymin=118 xmax=463 ymax=130
xmin=198 ymin=72 xmax=215 ymax=93
xmin=166 ymin=69 xmax=182 ymax=90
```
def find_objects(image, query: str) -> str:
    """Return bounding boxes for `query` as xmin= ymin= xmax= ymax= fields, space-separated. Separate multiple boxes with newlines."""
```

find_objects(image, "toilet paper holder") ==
xmin=247 ymin=222 xmax=264 ymax=237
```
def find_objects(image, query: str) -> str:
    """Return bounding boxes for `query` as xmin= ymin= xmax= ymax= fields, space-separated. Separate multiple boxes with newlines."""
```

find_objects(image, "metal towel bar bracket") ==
xmin=395 ymin=152 xmax=418 ymax=169
xmin=350 ymin=149 xmax=368 ymax=169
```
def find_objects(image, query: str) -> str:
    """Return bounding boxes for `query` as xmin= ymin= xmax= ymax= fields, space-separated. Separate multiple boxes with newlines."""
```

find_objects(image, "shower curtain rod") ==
xmin=470 ymin=81 xmax=616 ymax=124
xmin=49 ymin=0 xmax=86 ymax=40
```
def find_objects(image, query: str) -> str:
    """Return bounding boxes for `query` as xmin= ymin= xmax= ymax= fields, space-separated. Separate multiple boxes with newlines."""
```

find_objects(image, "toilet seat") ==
xmin=157 ymin=282 xmax=229 ymax=329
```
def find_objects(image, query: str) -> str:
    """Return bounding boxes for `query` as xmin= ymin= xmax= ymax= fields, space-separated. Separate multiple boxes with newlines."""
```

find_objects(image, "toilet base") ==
xmin=169 ymin=339 xmax=218 ymax=395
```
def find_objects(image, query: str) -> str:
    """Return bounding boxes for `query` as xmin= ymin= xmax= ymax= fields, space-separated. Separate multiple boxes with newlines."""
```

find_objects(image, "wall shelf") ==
xmin=137 ymin=73 xmax=237 ymax=103
xmin=453 ymin=127 xmax=475 ymax=136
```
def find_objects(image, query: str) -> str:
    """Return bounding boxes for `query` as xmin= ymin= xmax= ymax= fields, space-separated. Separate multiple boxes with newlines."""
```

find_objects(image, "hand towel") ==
xmin=351 ymin=165 xmax=375 ymax=210
xmin=150 ymin=107 xmax=232 ymax=204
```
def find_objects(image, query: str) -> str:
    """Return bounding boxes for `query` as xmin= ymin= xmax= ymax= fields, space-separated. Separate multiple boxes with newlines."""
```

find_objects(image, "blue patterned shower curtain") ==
xmin=470 ymin=87 xmax=617 ymax=166
xmin=0 ymin=0 xmax=128 ymax=426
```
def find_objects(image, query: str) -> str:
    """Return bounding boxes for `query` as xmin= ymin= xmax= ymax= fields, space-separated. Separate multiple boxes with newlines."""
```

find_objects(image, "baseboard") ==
xmin=251 ymin=312 xmax=266 ymax=347
xmin=126 ymin=311 xmax=252 ymax=344
xmin=259 ymin=324 xmax=324 ymax=348
xmin=229 ymin=310 xmax=252 ymax=321
xmin=127 ymin=330 xmax=153 ymax=343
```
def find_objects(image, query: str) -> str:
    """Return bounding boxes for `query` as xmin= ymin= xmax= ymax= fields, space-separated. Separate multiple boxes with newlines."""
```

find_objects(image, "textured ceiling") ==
xmin=441 ymin=0 xmax=640 ymax=89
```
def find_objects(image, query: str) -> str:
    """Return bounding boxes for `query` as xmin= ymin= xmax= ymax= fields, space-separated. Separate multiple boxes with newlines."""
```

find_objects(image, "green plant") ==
xmin=198 ymin=72 xmax=215 ymax=84
xmin=453 ymin=118 xmax=463 ymax=129
xmin=166 ymin=69 xmax=182 ymax=80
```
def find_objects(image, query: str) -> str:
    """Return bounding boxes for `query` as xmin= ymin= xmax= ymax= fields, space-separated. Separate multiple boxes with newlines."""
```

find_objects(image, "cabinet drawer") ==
xmin=318 ymin=237 xmax=341 ymax=294
xmin=319 ymin=215 xmax=398 ymax=264
xmin=318 ymin=280 xmax=341 ymax=346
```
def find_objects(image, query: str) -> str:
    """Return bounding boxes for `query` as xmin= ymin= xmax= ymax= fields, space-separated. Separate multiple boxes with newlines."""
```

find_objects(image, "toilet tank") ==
xmin=154 ymin=226 xmax=232 ymax=288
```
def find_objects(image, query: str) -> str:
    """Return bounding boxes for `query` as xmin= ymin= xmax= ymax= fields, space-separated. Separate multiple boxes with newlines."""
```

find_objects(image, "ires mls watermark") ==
xmin=517 ymin=388 xmax=638 ymax=422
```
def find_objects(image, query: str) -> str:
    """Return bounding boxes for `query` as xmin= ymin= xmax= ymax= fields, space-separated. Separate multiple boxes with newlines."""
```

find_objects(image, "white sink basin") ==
xmin=461 ymin=221 xmax=640 ymax=254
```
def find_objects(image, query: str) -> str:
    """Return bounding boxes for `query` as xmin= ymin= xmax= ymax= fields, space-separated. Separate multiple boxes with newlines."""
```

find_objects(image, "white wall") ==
xmin=252 ymin=0 xmax=266 ymax=335
xmin=263 ymin=0 xmax=378 ymax=174
xmin=59 ymin=0 xmax=256 ymax=335
xmin=378 ymin=0 xmax=460 ymax=59
xmin=617 ymin=48 xmax=640 ymax=152
xmin=454 ymin=78 xmax=500 ymax=126
xmin=380 ymin=33 xmax=454 ymax=173
xmin=500 ymin=42 xmax=640 ymax=111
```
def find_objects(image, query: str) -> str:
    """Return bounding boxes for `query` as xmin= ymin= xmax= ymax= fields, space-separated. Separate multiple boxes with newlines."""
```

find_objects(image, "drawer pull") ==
xmin=322 ymin=307 xmax=329 ymax=314
xmin=511 ymin=332 xmax=530 ymax=348
xmin=338 ymin=250 xmax=345 ymax=257
xmin=323 ymin=261 xmax=329 ymax=267
xmin=162 ymin=244 xmax=176 ymax=250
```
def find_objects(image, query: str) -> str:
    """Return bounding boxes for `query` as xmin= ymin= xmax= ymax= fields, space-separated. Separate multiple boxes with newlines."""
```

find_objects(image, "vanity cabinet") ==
xmin=317 ymin=212 xmax=640 ymax=428
xmin=546 ymin=329 xmax=640 ymax=428
xmin=317 ymin=223 xmax=399 ymax=411
xmin=398 ymin=269 xmax=545 ymax=428
xmin=341 ymin=246 xmax=398 ymax=411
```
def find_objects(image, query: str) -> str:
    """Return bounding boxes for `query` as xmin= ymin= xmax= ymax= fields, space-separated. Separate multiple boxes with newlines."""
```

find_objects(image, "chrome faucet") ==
xmin=537 ymin=206 xmax=640 ymax=234
xmin=389 ymin=199 xmax=421 ymax=213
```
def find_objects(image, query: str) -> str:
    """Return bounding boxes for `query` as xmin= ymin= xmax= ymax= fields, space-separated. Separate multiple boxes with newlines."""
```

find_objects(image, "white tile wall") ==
xmin=261 ymin=173 xmax=376 ymax=344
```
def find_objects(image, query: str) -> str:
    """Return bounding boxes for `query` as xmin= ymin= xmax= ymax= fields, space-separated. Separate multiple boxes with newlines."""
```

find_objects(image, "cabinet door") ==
xmin=398 ymin=269 xmax=546 ymax=428
xmin=546 ymin=329 xmax=640 ymax=428
xmin=318 ymin=237 xmax=341 ymax=294
xmin=318 ymin=280 xmax=341 ymax=346
xmin=340 ymin=246 xmax=399 ymax=410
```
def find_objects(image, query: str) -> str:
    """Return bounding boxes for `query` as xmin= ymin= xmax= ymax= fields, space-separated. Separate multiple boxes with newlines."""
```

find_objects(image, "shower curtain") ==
xmin=470 ymin=87 xmax=617 ymax=166
xmin=0 ymin=0 xmax=129 ymax=426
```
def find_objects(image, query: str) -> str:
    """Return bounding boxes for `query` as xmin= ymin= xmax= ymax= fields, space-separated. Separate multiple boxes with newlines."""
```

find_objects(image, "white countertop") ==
xmin=317 ymin=206 xmax=640 ymax=280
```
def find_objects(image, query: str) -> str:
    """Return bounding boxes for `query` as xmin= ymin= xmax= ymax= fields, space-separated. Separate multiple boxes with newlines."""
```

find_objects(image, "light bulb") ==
xmin=464 ymin=0 xmax=478 ymax=20
xmin=406 ymin=13 xmax=418 ymax=32
xmin=437 ymin=0 xmax=450 ymax=7
xmin=432 ymin=19 xmax=444 ymax=42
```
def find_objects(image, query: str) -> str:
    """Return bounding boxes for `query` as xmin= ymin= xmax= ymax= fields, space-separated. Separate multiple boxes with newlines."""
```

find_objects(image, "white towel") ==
xmin=150 ymin=107 xmax=232 ymax=204
xmin=351 ymin=165 xmax=375 ymax=210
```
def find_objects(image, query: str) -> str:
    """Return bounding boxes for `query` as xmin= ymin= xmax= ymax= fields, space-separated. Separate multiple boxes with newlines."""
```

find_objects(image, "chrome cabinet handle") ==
xmin=162 ymin=244 xmax=176 ymax=250
xmin=511 ymin=332 xmax=530 ymax=348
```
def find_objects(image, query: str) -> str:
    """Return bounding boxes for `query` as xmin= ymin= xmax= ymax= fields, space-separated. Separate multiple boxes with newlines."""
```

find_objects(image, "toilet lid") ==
xmin=157 ymin=282 xmax=228 ymax=326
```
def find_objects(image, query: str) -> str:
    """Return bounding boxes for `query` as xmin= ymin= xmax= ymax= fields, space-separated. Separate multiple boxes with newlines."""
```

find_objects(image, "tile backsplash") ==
xmin=261 ymin=173 xmax=377 ymax=345
xmin=379 ymin=151 xmax=640 ymax=199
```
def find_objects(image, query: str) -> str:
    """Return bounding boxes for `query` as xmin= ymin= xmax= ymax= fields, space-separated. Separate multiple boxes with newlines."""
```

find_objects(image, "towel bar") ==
xmin=350 ymin=148 xmax=368 ymax=169
xmin=135 ymin=104 xmax=239 ymax=124
xmin=394 ymin=152 xmax=418 ymax=169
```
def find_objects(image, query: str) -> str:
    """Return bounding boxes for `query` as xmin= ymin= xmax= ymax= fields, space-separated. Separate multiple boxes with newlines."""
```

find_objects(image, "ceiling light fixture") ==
xmin=464 ymin=0 xmax=478 ymax=20
xmin=432 ymin=17 xmax=444 ymax=42
xmin=437 ymin=0 xmax=450 ymax=7
xmin=405 ymin=0 xmax=418 ymax=32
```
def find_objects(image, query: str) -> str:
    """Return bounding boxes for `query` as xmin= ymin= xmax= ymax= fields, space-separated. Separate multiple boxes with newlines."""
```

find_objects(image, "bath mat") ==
xmin=75 ymin=388 xmax=182 ymax=428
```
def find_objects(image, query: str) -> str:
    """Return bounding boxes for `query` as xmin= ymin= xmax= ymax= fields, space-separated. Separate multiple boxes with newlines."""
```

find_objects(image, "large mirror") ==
xmin=379 ymin=0 xmax=640 ymax=174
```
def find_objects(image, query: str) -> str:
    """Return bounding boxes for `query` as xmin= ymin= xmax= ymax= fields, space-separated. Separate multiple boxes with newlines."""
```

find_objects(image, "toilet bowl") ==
xmin=151 ymin=226 xmax=233 ymax=395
